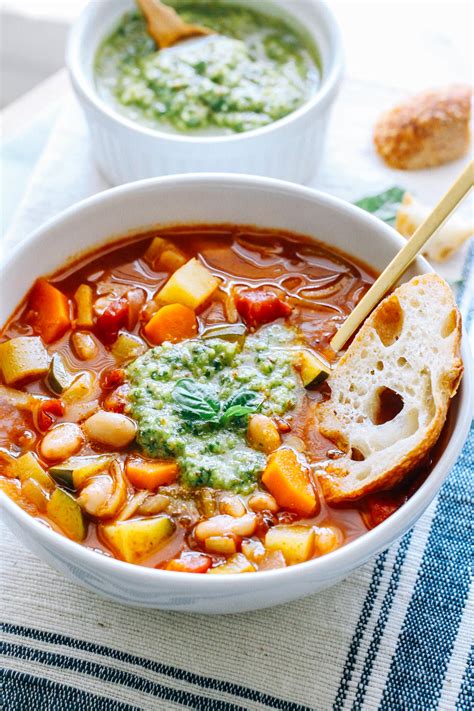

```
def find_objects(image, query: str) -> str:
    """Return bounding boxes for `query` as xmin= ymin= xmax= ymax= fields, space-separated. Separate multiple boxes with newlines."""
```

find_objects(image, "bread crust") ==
xmin=374 ymin=85 xmax=472 ymax=169
xmin=315 ymin=275 xmax=463 ymax=503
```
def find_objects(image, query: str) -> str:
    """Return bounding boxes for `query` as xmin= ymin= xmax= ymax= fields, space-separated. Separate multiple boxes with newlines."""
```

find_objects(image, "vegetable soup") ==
xmin=0 ymin=226 xmax=436 ymax=573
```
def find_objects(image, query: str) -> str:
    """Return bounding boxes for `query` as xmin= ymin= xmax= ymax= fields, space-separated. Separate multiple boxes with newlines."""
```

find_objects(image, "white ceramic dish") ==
xmin=0 ymin=174 xmax=471 ymax=614
xmin=66 ymin=0 xmax=343 ymax=186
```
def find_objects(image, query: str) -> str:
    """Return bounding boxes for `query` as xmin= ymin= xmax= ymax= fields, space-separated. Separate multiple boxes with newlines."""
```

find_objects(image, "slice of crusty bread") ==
xmin=374 ymin=85 xmax=472 ymax=169
xmin=315 ymin=274 xmax=463 ymax=503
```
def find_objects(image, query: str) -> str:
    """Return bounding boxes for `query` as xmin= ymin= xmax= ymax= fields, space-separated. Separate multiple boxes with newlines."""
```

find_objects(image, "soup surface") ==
xmin=95 ymin=2 xmax=320 ymax=134
xmin=0 ymin=226 xmax=433 ymax=573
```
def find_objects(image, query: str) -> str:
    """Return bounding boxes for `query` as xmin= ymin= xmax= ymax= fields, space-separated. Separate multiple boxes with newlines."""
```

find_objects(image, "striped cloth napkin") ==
xmin=1 ymin=86 xmax=473 ymax=711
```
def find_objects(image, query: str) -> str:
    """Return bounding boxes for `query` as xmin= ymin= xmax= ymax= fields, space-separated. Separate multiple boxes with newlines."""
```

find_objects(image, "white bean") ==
xmin=39 ymin=423 xmax=84 ymax=462
xmin=219 ymin=495 xmax=246 ymax=518
xmin=248 ymin=491 xmax=279 ymax=514
xmin=247 ymin=414 xmax=281 ymax=453
xmin=195 ymin=513 xmax=256 ymax=542
xmin=83 ymin=411 xmax=136 ymax=448
xmin=314 ymin=525 xmax=342 ymax=555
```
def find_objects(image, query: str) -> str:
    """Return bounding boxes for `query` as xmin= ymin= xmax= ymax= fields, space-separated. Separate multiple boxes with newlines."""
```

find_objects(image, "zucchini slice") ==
xmin=49 ymin=455 xmax=113 ymax=490
xmin=47 ymin=489 xmax=87 ymax=542
xmin=298 ymin=349 xmax=331 ymax=388
xmin=46 ymin=353 xmax=73 ymax=395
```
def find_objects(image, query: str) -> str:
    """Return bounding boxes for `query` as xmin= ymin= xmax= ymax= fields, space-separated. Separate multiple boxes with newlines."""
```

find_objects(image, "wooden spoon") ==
xmin=137 ymin=0 xmax=213 ymax=49
xmin=313 ymin=160 xmax=473 ymax=381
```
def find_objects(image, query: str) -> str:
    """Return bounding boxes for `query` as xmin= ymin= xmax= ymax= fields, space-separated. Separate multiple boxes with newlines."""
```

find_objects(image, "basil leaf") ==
xmin=223 ymin=390 xmax=262 ymax=411
xmin=220 ymin=404 xmax=257 ymax=426
xmin=173 ymin=379 xmax=220 ymax=422
xmin=220 ymin=390 xmax=263 ymax=426
xmin=355 ymin=187 xmax=405 ymax=226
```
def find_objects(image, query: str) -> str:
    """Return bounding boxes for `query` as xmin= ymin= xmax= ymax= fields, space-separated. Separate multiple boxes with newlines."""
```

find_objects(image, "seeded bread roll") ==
xmin=315 ymin=275 xmax=463 ymax=503
xmin=374 ymin=85 xmax=472 ymax=169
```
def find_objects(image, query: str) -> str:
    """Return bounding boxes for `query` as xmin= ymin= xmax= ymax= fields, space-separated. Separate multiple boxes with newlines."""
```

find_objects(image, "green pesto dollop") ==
xmin=126 ymin=324 xmax=302 ymax=493
xmin=94 ymin=3 xmax=320 ymax=134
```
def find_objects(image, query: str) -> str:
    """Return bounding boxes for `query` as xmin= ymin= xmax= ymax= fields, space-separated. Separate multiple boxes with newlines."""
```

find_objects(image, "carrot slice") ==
xmin=125 ymin=456 xmax=178 ymax=490
xmin=262 ymin=449 xmax=318 ymax=517
xmin=29 ymin=279 xmax=71 ymax=343
xmin=165 ymin=553 xmax=212 ymax=574
xmin=144 ymin=303 xmax=197 ymax=345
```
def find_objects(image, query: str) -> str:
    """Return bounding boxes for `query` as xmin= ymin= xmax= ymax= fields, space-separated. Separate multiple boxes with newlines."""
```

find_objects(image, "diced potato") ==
xmin=157 ymin=249 xmax=187 ymax=273
xmin=265 ymin=525 xmax=315 ymax=566
xmin=62 ymin=371 xmax=97 ymax=404
xmin=21 ymin=477 xmax=49 ymax=512
xmin=0 ymin=336 xmax=50 ymax=386
xmin=144 ymin=237 xmax=167 ymax=266
xmin=101 ymin=516 xmax=175 ymax=563
xmin=11 ymin=452 xmax=53 ymax=490
xmin=157 ymin=258 xmax=219 ymax=310
xmin=297 ymin=349 xmax=330 ymax=388
xmin=111 ymin=332 xmax=146 ymax=362
xmin=47 ymin=488 xmax=87 ymax=542
xmin=207 ymin=553 xmax=256 ymax=574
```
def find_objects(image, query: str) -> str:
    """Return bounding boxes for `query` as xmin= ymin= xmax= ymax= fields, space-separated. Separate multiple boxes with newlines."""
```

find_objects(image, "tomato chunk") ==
xmin=96 ymin=299 xmax=129 ymax=344
xmin=364 ymin=491 xmax=406 ymax=528
xmin=235 ymin=289 xmax=292 ymax=328
xmin=165 ymin=552 xmax=212 ymax=574
xmin=36 ymin=399 xmax=64 ymax=432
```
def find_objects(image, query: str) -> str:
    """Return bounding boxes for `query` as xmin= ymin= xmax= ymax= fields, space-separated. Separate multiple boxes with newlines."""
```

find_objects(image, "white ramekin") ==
xmin=66 ymin=0 xmax=343 ymax=186
xmin=0 ymin=174 xmax=471 ymax=614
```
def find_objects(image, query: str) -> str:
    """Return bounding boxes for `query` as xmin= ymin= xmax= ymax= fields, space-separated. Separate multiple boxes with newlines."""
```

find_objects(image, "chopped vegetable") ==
xmin=11 ymin=452 xmax=53 ymax=490
xmin=207 ymin=553 xmax=255 ymax=574
xmin=28 ymin=279 xmax=71 ymax=343
xmin=36 ymin=398 xmax=64 ymax=432
xmin=46 ymin=354 xmax=73 ymax=394
xmin=0 ymin=336 xmax=50 ymax=385
xmin=297 ymin=349 xmax=330 ymax=387
xmin=21 ymin=477 xmax=49 ymax=512
xmin=201 ymin=322 xmax=247 ymax=341
xmin=49 ymin=454 xmax=114 ymax=489
xmin=157 ymin=258 xmax=219 ymax=310
xmin=144 ymin=304 xmax=198 ymax=345
xmin=74 ymin=284 xmax=94 ymax=328
xmin=262 ymin=449 xmax=318 ymax=517
xmin=47 ymin=488 xmax=87 ymax=541
xmin=125 ymin=456 xmax=178 ymax=489
xmin=354 ymin=187 xmax=405 ymax=226
xmin=156 ymin=248 xmax=187 ymax=273
xmin=96 ymin=298 xmax=128 ymax=344
xmin=126 ymin=288 xmax=146 ymax=331
xmin=61 ymin=371 xmax=97 ymax=404
xmin=83 ymin=410 xmax=136 ymax=448
xmin=39 ymin=422 xmax=84 ymax=462
xmin=101 ymin=515 xmax=175 ymax=563
xmin=165 ymin=552 xmax=211 ymax=573
xmin=235 ymin=289 xmax=292 ymax=328
xmin=265 ymin=524 xmax=315 ymax=565
xmin=144 ymin=236 xmax=167 ymax=266
xmin=111 ymin=332 xmax=146 ymax=361
xmin=71 ymin=332 xmax=99 ymax=361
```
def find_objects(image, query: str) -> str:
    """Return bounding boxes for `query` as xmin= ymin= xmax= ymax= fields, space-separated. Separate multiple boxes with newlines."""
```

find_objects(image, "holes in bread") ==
xmin=350 ymin=447 xmax=366 ymax=461
xmin=370 ymin=386 xmax=404 ymax=425
xmin=441 ymin=309 xmax=457 ymax=338
xmin=373 ymin=295 xmax=404 ymax=347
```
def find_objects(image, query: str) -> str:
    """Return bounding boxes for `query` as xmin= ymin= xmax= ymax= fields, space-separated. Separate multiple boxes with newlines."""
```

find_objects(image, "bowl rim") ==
xmin=0 ymin=172 xmax=472 ymax=589
xmin=66 ymin=0 xmax=344 ymax=145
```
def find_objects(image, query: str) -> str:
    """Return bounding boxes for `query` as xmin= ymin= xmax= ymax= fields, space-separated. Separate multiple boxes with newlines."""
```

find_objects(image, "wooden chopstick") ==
xmin=330 ymin=160 xmax=474 ymax=354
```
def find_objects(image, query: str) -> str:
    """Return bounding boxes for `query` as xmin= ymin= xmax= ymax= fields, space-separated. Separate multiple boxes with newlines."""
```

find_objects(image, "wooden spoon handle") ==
xmin=137 ymin=0 xmax=212 ymax=49
xmin=330 ymin=160 xmax=474 ymax=353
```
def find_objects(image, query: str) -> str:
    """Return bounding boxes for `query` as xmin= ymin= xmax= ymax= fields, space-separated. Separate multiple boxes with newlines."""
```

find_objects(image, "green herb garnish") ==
xmin=173 ymin=379 xmax=262 ymax=427
xmin=355 ymin=187 xmax=405 ymax=226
